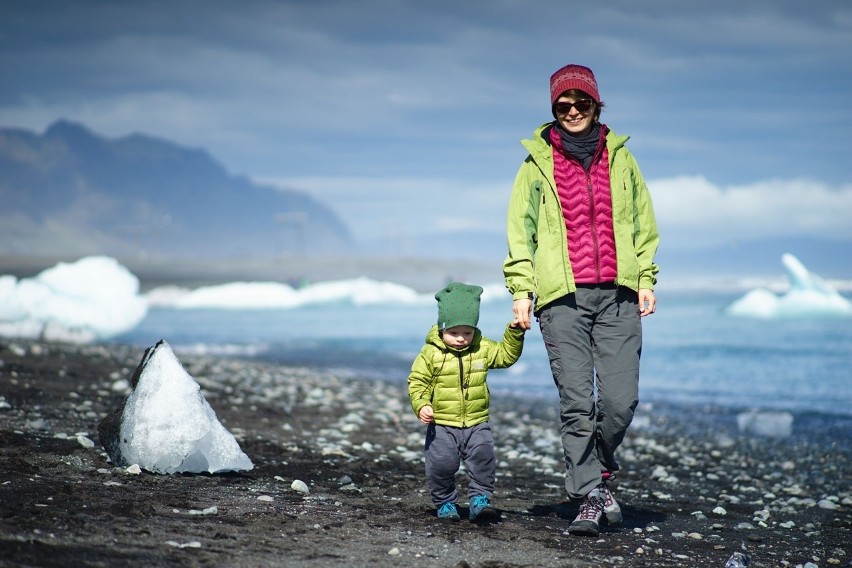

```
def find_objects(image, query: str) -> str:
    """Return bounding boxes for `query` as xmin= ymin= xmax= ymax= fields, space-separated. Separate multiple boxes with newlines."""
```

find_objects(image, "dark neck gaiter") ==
xmin=555 ymin=122 xmax=602 ymax=171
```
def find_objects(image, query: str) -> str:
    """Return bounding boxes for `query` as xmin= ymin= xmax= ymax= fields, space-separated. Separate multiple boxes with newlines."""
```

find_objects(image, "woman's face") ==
xmin=554 ymin=94 xmax=596 ymax=136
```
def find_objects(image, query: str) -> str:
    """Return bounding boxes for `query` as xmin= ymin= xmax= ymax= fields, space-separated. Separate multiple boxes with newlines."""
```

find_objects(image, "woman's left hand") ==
xmin=638 ymin=288 xmax=656 ymax=317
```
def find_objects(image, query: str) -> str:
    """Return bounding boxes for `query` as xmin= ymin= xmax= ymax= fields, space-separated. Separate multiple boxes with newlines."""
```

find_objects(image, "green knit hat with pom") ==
xmin=435 ymin=282 xmax=483 ymax=330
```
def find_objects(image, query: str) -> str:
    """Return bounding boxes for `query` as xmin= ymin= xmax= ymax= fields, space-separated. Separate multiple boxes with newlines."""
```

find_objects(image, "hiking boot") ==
xmin=568 ymin=488 xmax=604 ymax=536
xmin=468 ymin=494 xmax=497 ymax=521
xmin=599 ymin=481 xmax=622 ymax=524
xmin=437 ymin=502 xmax=460 ymax=521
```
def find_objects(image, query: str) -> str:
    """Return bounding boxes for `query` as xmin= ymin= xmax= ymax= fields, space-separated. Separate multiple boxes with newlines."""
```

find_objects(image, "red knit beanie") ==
xmin=550 ymin=64 xmax=600 ymax=104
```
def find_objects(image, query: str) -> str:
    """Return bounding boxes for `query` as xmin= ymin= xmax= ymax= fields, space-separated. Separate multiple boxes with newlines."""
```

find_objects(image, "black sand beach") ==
xmin=1 ymin=339 xmax=849 ymax=567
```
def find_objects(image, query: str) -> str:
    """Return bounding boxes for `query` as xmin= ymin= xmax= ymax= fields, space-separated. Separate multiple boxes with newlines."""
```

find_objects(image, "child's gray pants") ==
xmin=424 ymin=422 xmax=495 ymax=507
xmin=538 ymin=284 xmax=642 ymax=500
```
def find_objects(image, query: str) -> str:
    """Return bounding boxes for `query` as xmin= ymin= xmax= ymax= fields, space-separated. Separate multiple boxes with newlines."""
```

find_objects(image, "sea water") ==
xmin=113 ymin=289 xmax=852 ymax=420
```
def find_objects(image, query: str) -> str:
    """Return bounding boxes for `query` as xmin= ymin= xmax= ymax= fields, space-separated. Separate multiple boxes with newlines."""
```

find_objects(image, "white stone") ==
xmin=76 ymin=435 xmax=95 ymax=448
xmin=291 ymin=479 xmax=310 ymax=494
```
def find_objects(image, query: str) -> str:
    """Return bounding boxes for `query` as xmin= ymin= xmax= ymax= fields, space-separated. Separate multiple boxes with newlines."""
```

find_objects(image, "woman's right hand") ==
xmin=513 ymin=298 xmax=533 ymax=330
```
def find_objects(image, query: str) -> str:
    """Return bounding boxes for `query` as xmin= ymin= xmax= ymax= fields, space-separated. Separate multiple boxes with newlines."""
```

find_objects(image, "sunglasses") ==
xmin=553 ymin=99 xmax=595 ymax=115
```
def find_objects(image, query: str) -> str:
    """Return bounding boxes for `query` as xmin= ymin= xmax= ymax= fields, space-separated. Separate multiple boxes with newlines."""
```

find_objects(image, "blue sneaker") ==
xmin=468 ymin=495 xmax=496 ymax=521
xmin=437 ymin=502 xmax=460 ymax=520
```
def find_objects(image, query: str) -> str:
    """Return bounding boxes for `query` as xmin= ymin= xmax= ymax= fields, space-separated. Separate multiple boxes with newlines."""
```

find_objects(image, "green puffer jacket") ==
xmin=408 ymin=324 xmax=524 ymax=428
xmin=503 ymin=123 xmax=660 ymax=312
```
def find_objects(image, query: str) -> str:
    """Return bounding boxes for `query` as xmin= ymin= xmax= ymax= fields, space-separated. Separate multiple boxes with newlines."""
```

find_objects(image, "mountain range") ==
xmin=2 ymin=120 xmax=849 ymax=285
xmin=0 ymin=120 xmax=351 ymax=259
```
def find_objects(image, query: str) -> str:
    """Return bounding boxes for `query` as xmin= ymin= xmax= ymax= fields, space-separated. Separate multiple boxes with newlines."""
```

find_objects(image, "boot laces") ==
xmin=577 ymin=493 xmax=604 ymax=521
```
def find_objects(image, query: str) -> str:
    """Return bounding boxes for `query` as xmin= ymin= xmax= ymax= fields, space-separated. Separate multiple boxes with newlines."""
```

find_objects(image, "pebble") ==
xmin=388 ymin=547 xmax=400 ymax=556
xmin=291 ymin=480 xmax=310 ymax=494
xmin=713 ymin=506 xmax=727 ymax=515
xmin=165 ymin=541 xmax=201 ymax=548
xmin=76 ymin=435 xmax=95 ymax=448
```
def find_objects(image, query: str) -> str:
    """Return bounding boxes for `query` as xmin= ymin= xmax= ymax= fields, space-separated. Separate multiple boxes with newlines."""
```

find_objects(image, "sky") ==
xmin=2 ymin=0 xmax=852 ymax=258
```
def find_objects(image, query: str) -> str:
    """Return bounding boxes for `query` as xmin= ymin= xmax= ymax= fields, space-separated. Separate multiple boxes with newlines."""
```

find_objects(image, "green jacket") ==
xmin=408 ymin=324 xmax=524 ymax=428
xmin=503 ymin=123 xmax=660 ymax=311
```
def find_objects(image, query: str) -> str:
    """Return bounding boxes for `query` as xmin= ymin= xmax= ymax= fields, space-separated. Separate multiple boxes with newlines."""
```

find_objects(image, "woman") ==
xmin=503 ymin=64 xmax=660 ymax=537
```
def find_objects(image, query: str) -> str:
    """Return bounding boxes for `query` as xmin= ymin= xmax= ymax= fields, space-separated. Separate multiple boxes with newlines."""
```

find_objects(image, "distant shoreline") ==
xmin=0 ymin=254 xmax=505 ymax=293
xmin=4 ymin=254 xmax=852 ymax=294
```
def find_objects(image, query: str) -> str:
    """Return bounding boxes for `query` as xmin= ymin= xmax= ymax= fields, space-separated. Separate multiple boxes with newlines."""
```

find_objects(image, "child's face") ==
xmin=441 ymin=325 xmax=475 ymax=349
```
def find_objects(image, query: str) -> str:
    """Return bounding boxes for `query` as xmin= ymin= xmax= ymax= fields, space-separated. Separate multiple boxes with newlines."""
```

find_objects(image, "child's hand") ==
xmin=418 ymin=405 xmax=434 ymax=424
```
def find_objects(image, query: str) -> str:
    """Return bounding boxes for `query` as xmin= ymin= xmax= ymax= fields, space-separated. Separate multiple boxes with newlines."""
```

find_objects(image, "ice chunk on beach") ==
xmin=725 ymin=254 xmax=852 ymax=319
xmin=736 ymin=410 xmax=793 ymax=438
xmin=0 ymin=256 xmax=148 ymax=342
xmin=107 ymin=340 xmax=253 ymax=474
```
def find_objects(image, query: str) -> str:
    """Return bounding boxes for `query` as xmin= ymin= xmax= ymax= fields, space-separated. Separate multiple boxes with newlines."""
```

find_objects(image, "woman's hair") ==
xmin=552 ymin=89 xmax=605 ymax=121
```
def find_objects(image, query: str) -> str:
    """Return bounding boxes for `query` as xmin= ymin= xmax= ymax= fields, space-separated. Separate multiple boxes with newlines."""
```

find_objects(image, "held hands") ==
xmin=639 ymin=288 xmax=656 ymax=317
xmin=512 ymin=297 xmax=533 ymax=330
xmin=418 ymin=405 xmax=434 ymax=424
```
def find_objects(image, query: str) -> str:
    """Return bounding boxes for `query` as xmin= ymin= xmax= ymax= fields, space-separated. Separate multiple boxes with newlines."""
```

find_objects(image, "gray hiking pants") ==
xmin=424 ymin=422 xmax=495 ymax=506
xmin=538 ymin=284 xmax=642 ymax=499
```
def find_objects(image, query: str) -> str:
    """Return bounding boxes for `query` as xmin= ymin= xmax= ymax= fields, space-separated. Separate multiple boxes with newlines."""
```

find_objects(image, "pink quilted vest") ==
xmin=549 ymin=126 xmax=618 ymax=284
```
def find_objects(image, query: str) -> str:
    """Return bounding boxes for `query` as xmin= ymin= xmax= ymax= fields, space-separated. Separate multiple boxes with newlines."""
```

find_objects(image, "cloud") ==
xmin=650 ymin=176 xmax=852 ymax=247
xmin=263 ymin=173 xmax=852 ymax=254
xmin=1 ymin=0 xmax=850 ymax=230
xmin=259 ymin=175 xmax=512 ymax=242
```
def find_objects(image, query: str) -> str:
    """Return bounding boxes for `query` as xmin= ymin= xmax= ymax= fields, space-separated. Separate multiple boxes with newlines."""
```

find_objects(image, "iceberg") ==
xmin=725 ymin=254 xmax=852 ymax=319
xmin=0 ymin=256 xmax=148 ymax=342
xmin=736 ymin=410 xmax=793 ymax=438
xmin=98 ymin=340 xmax=253 ymax=474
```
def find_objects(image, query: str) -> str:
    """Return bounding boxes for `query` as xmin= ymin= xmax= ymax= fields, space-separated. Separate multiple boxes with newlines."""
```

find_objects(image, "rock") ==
xmin=291 ymin=479 xmax=310 ymax=494
xmin=76 ymin=435 xmax=95 ymax=448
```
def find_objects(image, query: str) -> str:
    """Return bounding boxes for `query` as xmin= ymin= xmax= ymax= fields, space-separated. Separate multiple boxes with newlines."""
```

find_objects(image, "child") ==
xmin=408 ymin=282 xmax=525 ymax=521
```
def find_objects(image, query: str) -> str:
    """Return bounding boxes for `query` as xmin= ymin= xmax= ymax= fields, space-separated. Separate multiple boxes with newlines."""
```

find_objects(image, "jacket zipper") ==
xmin=586 ymin=171 xmax=602 ymax=281
xmin=458 ymin=354 xmax=468 ymax=427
